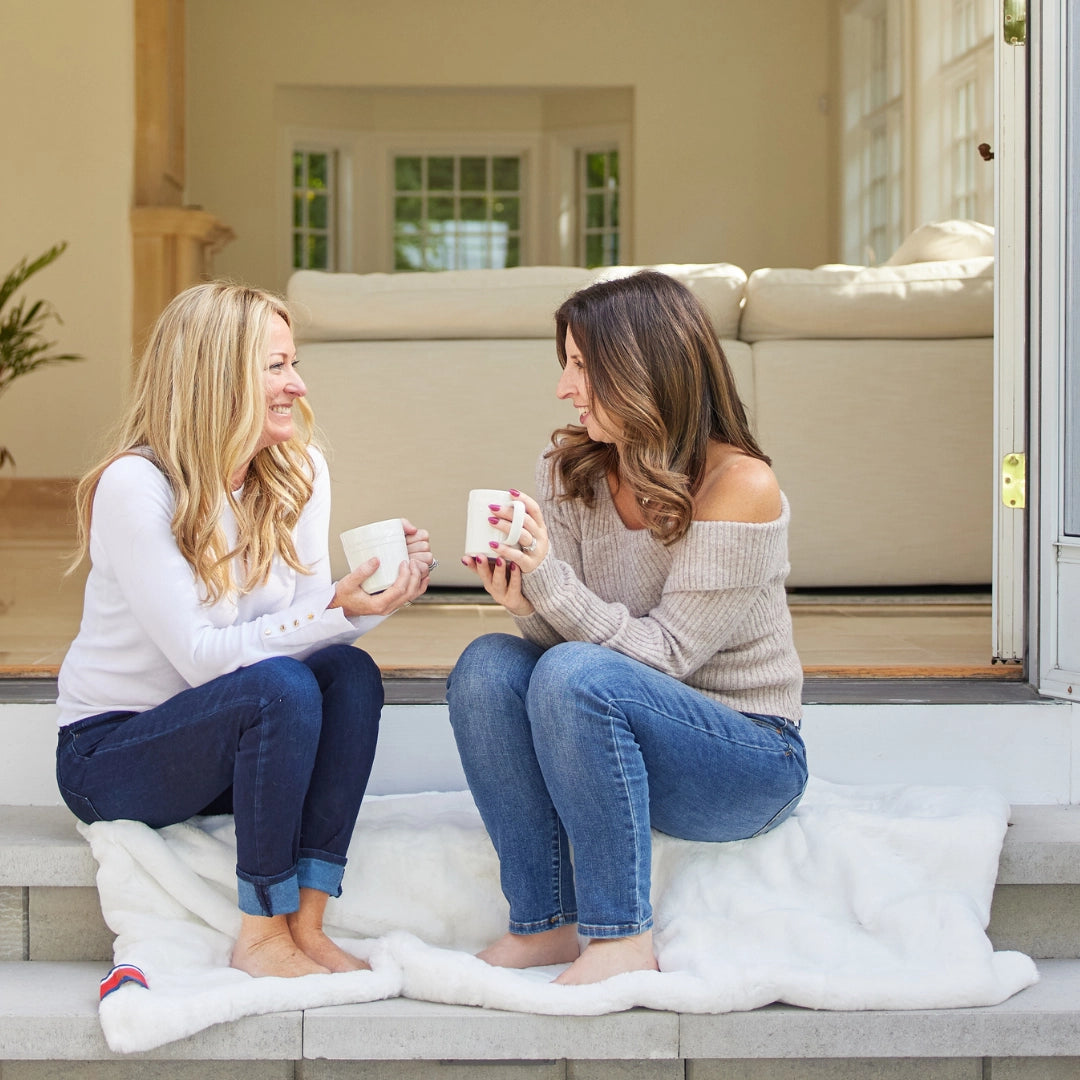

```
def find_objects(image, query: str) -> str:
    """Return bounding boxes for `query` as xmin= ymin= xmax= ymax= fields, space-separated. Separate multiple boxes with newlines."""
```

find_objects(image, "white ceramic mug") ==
xmin=340 ymin=518 xmax=409 ymax=594
xmin=464 ymin=489 xmax=526 ymax=557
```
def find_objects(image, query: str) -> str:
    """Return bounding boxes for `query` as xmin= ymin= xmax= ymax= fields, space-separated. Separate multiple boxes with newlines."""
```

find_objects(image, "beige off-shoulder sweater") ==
xmin=516 ymin=453 xmax=803 ymax=723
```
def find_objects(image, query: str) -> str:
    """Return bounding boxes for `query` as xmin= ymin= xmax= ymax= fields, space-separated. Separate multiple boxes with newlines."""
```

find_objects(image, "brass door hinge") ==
xmin=1004 ymin=0 xmax=1026 ymax=45
xmin=1002 ymin=453 xmax=1026 ymax=508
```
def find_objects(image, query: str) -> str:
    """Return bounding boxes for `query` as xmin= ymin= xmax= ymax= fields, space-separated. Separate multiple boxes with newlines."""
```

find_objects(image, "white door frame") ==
xmin=1032 ymin=0 xmax=1080 ymax=701
xmin=992 ymin=1 xmax=1028 ymax=664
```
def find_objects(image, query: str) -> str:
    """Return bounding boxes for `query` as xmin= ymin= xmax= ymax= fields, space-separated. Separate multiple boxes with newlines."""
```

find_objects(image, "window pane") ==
xmin=395 ymin=196 xmax=423 ymax=224
xmin=308 ymin=193 xmax=328 ymax=230
xmin=460 ymin=157 xmax=488 ymax=190
xmin=428 ymin=196 xmax=455 ymax=222
xmin=394 ymin=235 xmax=423 ymax=271
xmin=428 ymin=157 xmax=454 ymax=190
xmin=293 ymin=152 xmax=304 ymax=189
xmin=395 ymin=156 xmax=422 ymax=191
xmin=293 ymin=193 xmax=304 ymax=228
xmin=292 ymin=232 xmax=303 ymax=268
xmin=493 ymin=196 xmax=519 ymax=230
xmin=460 ymin=196 xmax=487 ymax=222
xmin=308 ymin=234 xmax=328 ymax=269
xmin=611 ymin=191 xmax=619 ymax=228
xmin=492 ymin=156 xmax=520 ymax=190
xmin=609 ymin=232 xmax=620 ymax=265
xmin=608 ymin=151 xmax=619 ymax=185
xmin=586 ymin=152 xmax=606 ymax=189
xmin=504 ymin=235 xmax=520 ymax=269
xmin=586 ymin=193 xmax=605 ymax=229
xmin=308 ymin=153 xmax=329 ymax=189
xmin=585 ymin=233 xmax=603 ymax=267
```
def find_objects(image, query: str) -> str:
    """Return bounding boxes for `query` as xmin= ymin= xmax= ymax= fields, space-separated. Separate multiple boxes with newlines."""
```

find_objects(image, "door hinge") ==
xmin=1002 ymin=452 xmax=1026 ymax=508
xmin=1004 ymin=0 xmax=1026 ymax=45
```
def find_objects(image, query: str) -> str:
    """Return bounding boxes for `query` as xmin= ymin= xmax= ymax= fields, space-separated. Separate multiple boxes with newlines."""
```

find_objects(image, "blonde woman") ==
xmin=56 ymin=282 xmax=433 ymax=979
xmin=449 ymin=271 xmax=807 ymax=985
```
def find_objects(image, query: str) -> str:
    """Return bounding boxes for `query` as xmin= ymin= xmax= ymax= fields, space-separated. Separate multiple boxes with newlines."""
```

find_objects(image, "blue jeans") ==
xmin=447 ymin=634 xmax=807 ymax=939
xmin=56 ymin=644 xmax=382 ymax=917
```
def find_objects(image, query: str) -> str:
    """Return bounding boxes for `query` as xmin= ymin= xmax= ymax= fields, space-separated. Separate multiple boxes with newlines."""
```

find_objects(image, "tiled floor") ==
xmin=0 ymin=479 xmax=1011 ymax=678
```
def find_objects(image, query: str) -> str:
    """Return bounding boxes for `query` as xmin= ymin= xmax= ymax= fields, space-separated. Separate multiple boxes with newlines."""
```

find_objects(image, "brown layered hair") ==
xmin=548 ymin=270 xmax=768 ymax=544
xmin=71 ymin=282 xmax=317 ymax=602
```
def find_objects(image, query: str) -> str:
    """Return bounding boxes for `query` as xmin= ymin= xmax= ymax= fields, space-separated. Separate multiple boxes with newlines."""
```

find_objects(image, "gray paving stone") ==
xmin=990 ymin=1060 xmax=1080 ymax=1079
xmin=0 ymin=885 xmax=27 ymax=960
xmin=0 ymin=808 xmax=96 ymax=888
xmin=28 ymin=887 xmax=112 ymax=962
xmin=988 ymin=884 xmax=1080 ymax=958
xmin=302 ymin=999 xmax=680 ymax=1061
xmin=567 ymin=1062 xmax=684 ymax=1080
xmin=687 ymin=1060 xmax=980 ymax=1079
xmin=3 ymin=1062 xmax=297 ymax=1079
xmin=998 ymin=806 xmax=1080 ymax=884
xmin=0 ymin=961 xmax=302 ymax=1061
xmin=302 ymin=1063 xmax=563 ymax=1080
xmin=678 ymin=961 xmax=1080 ymax=1060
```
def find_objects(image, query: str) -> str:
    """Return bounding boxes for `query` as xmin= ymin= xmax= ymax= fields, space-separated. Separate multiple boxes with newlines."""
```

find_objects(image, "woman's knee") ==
xmin=528 ymin=642 xmax=608 ymax=712
xmin=306 ymin=644 xmax=382 ymax=700
xmin=243 ymin=656 xmax=323 ymax=729
xmin=449 ymin=634 xmax=538 ymax=696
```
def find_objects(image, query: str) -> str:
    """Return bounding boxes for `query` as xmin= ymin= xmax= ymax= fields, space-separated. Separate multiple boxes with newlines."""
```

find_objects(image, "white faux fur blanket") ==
xmin=80 ymin=778 xmax=1038 ymax=1054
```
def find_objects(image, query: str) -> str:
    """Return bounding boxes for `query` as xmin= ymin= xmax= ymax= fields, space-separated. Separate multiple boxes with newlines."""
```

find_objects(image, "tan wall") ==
xmin=186 ymin=0 xmax=837 ymax=295
xmin=0 ymin=0 xmax=135 ymax=478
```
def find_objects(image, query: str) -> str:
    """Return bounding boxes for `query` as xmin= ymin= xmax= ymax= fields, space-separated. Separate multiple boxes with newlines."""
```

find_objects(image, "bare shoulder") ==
xmin=694 ymin=445 xmax=782 ymax=524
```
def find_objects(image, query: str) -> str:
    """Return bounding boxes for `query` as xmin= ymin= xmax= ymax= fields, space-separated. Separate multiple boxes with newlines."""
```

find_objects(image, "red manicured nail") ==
xmin=488 ymin=516 xmax=499 ymax=525
xmin=509 ymin=489 xmax=521 ymax=497
xmin=489 ymin=541 xmax=499 ymax=549
xmin=488 ymin=503 xmax=502 ymax=511
xmin=460 ymin=557 xmax=470 ymax=566
xmin=495 ymin=558 xmax=503 ymax=567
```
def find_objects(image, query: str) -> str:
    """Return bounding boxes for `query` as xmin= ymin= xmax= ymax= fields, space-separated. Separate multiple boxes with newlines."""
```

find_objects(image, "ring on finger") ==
xmin=523 ymin=538 xmax=538 ymax=554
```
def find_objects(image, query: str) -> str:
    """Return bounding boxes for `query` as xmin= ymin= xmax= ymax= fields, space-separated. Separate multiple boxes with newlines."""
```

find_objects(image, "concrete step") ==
xmin=2 ymin=804 xmax=1080 ymax=965
xmin=1 ymin=958 xmax=1080 ymax=1074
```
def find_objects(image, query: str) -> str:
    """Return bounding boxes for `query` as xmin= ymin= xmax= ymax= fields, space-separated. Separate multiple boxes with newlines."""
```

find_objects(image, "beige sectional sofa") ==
xmin=287 ymin=222 xmax=994 ymax=590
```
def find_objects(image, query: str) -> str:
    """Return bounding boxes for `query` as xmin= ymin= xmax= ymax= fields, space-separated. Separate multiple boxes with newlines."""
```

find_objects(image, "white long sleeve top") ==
xmin=56 ymin=447 xmax=383 ymax=727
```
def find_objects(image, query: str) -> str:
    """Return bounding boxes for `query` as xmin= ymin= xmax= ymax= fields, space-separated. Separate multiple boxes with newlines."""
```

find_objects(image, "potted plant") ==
xmin=0 ymin=241 xmax=83 ymax=470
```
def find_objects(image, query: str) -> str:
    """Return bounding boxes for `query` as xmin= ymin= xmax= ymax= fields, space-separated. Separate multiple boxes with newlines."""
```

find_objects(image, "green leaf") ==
xmin=0 ymin=241 xmax=83 ymax=402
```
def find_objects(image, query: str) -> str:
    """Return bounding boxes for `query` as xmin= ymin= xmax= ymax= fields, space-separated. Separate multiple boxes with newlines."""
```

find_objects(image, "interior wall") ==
xmin=186 ymin=0 xmax=836 ymax=294
xmin=0 ymin=0 xmax=135 ymax=478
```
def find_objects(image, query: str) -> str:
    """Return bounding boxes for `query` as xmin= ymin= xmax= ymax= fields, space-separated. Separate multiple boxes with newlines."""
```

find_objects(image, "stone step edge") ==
xmin=3 ymin=803 xmax=1080 ymax=890
xmin=0 ymin=958 xmax=1077 ymax=1062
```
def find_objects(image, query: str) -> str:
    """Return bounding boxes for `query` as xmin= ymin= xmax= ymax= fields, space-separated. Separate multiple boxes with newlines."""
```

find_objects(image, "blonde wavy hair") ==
xmin=72 ymin=282 xmax=317 ymax=603
xmin=547 ymin=270 xmax=769 ymax=544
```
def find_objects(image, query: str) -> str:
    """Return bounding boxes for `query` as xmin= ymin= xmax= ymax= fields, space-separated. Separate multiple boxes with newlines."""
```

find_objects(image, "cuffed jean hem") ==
xmin=508 ymin=912 xmax=579 ymax=935
xmin=236 ymin=871 xmax=300 ymax=917
xmin=577 ymin=917 xmax=654 ymax=939
xmin=297 ymin=853 xmax=346 ymax=899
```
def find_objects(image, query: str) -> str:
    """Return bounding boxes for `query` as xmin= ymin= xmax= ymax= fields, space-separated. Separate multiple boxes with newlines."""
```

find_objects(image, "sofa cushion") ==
xmin=884 ymin=219 xmax=994 ymax=265
xmin=594 ymin=263 xmax=747 ymax=338
xmin=288 ymin=263 xmax=747 ymax=343
xmin=739 ymin=256 xmax=993 ymax=342
xmin=288 ymin=267 xmax=596 ymax=342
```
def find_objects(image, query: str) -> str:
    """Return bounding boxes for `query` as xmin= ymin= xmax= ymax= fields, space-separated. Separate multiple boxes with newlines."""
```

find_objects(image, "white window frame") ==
xmin=840 ymin=0 xmax=907 ymax=264
xmin=362 ymin=132 xmax=543 ymax=274
xmin=278 ymin=127 xmax=356 ymax=284
xmin=937 ymin=3 xmax=995 ymax=224
xmin=547 ymin=125 xmax=632 ymax=267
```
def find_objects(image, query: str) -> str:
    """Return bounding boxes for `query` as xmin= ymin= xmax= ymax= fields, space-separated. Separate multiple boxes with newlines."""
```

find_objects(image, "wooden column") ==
xmin=132 ymin=0 xmax=234 ymax=357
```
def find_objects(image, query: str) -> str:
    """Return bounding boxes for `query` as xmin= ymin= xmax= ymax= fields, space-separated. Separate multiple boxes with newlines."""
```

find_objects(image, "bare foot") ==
xmin=477 ymin=925 xmax=581 ymax=969
xmin=288 ymin=922 xmax=371 ymax=973
xmin=553 ymin=931 xmax=658 ymax=985
xmin=231 ymin=916 xmax=330 ymax=978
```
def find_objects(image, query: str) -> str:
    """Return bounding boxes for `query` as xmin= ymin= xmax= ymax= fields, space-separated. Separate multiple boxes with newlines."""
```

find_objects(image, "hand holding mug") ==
xmin=330 ymin=553 xmax=427 ymax=617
